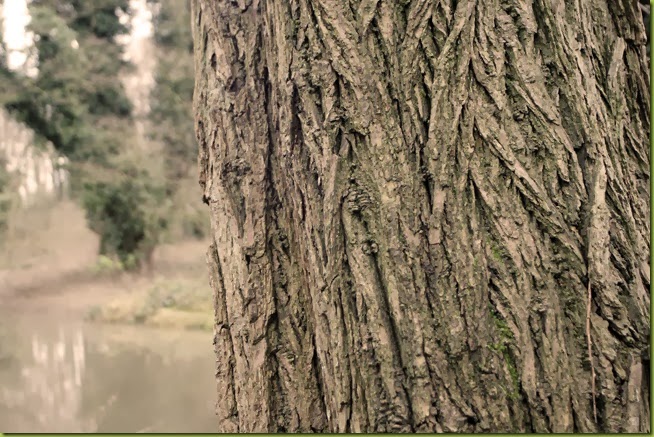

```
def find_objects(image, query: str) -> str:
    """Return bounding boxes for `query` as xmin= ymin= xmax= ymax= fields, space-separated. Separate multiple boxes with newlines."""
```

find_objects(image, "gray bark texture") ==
xmin=192 ymin=0 xmax=650 ymax=432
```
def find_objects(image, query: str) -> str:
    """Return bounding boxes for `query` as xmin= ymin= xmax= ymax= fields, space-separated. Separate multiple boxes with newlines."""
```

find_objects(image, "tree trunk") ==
xmin=192 ymin=0 xmax=650 ymax=432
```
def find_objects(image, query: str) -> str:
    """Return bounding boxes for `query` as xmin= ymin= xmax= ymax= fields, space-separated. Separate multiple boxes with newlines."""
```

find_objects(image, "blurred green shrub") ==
xmin=91 ymin=254 xmax=125 ymax=275
xmin=82 ymin=163 xmax=168 ymax=270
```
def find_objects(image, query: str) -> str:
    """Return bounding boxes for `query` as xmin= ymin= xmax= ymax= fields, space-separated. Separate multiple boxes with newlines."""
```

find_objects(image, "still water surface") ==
xmin=0 ymin=311 xmax=218 ymax=432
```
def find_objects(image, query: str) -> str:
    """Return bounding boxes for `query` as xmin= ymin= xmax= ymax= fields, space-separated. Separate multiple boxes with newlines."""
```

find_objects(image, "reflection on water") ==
xmin=0 ymin=312 xmax=218 ymax=432
xmin=1 ymin=326 xmax=87 ymax=431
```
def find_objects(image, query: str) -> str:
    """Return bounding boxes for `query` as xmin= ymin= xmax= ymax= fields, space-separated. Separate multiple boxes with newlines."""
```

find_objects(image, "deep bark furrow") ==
xmin=206 ymin=242 xmax=240 ymax=432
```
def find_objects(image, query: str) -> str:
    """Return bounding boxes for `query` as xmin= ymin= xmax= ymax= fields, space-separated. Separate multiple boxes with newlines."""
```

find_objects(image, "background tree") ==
xmin=0 ymin=0 xmax=199 ymax=268
xmin=192 ymin=0 xmax=650 ymax=432
xmin=148 ymin=0 xmax=208 ymax=242
xmin=0 ymin=0 xmax=151 ymax=266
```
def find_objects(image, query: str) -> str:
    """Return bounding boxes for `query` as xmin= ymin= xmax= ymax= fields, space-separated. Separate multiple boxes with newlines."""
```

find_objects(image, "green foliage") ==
xmin=149 ymin=0 xmax=195 ymax=175
xmin=0 ymin=1 xmax=153 ymax=263
xmin=91 ymin=254 xmax=126 ymax=275
xmin=0 ymin=0 xmax=203 ymax=263
xmin=0 ymin=1 xmax=133 ymax=160
xmin=148 ymin=0 xmax=208 ymax=240
xmin=83 ymin=180 xmax=145 ymax=261
xmin=149 ymin=0 xmax=191 ymax=49
xmin=30 ymin=0 xmax=130 ymax=39
xmin=71 ymin=0 xmax=129 ymax=39
xmin=81 ymin=162 xmax=167 ymax=269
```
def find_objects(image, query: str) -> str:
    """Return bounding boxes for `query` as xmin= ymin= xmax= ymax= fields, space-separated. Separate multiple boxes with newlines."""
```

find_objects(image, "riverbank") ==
xmin=85 ymin=267 xmax=213 ymax=331
xmin=0 ymin=200 xmax=213 ymax=331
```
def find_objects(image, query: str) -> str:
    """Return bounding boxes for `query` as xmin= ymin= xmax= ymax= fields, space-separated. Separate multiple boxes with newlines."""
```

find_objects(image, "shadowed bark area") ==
xmin=192 ymin=0 xmax=650 ymax=432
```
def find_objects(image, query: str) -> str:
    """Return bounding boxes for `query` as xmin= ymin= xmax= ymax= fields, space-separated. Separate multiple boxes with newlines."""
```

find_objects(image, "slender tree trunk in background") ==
xmin=192 ymin=0 xmax=650 ymax=432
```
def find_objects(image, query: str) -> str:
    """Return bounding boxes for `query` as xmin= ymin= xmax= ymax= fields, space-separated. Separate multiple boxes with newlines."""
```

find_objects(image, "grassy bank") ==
xmin=86 ymin=274 xmax=213 ymax=332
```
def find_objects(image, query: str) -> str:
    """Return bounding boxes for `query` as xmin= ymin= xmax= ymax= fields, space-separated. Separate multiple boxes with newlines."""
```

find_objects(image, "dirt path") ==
xmin=0 ymin=200 xmax=98 ymax=295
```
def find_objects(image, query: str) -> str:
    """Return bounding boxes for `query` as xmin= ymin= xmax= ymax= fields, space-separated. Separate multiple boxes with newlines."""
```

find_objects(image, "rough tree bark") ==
xmin=192 ymin=0 xmax=650 ymax=432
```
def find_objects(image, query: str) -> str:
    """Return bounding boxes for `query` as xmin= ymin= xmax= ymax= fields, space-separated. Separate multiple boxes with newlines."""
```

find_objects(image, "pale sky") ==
xmin=2 ymin=0 xmax=154 ymax=72
xmin=116 ymin=0 xmax=154 ymax=61
xmin=1 ymin=0 xmax=36 ymax=75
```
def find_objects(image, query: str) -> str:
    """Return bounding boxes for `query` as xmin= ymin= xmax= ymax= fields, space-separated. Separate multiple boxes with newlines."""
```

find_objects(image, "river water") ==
xmin=0 ymin=311 xmax=218 ymax=432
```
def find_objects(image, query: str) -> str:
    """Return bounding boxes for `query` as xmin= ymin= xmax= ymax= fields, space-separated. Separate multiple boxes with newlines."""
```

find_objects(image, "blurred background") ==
xmin=0 ymin=0 xmax=218 ymax=432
